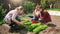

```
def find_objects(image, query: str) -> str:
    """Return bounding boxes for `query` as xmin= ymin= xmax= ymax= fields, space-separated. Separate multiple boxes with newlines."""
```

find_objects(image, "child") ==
xmin=4 ymin=6 xmax=24 ymax=31
xmin=32 ymin=5 xmax=43 ymax=24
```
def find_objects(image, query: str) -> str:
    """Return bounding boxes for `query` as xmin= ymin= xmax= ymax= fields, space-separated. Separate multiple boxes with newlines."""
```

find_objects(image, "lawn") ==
xmin=48 ymin=8 xmax=60 ymax=11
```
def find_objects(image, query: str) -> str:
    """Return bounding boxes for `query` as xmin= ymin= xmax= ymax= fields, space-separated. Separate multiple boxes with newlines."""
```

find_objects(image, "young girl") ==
xmin=32 ymin=5 xmax=42 ymax=24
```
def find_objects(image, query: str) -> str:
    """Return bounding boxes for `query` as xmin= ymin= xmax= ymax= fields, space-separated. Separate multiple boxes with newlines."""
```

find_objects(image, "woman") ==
xmin=4 ymin=6 xmax=24 ymax=31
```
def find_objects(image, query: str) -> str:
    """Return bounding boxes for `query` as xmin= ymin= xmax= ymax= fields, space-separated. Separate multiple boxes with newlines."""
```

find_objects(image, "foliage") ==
xmin=22 ymin=1 xmax=35 ymax=14
xmin=41 ymin=0 xmax=50 ymax=9
xmin=0 ymin=3 xmax=6 ymax=19
xmin=0 ymin=3 xmax=6 ymax=25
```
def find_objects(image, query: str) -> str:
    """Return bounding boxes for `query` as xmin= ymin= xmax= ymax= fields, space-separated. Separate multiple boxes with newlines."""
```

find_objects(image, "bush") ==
xmin=22 ymin=1 xmax=35 ymax=14
xmin=0 ymin=3 xmax=6 ymax=19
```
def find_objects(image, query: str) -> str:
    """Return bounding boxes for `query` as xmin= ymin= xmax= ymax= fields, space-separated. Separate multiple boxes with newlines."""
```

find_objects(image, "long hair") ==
xmin=41 ymin=7 xmax=48 ymax=15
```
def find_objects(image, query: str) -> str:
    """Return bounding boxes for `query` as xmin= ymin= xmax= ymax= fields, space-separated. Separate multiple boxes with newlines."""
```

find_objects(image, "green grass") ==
xmin=48 ymin=8 xmax=60 ymax=11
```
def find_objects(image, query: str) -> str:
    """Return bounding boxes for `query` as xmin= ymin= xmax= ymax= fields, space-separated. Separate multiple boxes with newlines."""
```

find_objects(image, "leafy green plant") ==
xmin=0 ymin=3 xmax=6 ymax=25
xmin=0 ymin=3 xmax=6 ymax=19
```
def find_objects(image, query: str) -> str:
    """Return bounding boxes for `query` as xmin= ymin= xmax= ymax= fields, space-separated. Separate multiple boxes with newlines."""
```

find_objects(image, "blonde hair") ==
xmin=16 ymin=6 xmax=23 ymax=10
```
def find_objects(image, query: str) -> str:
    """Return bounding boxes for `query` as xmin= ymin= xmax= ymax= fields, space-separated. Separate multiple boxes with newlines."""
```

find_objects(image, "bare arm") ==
xmin=12 ymin=18 xmax=21 ymax=25
xmin=12 ymin=13 xmax=23 ymax=25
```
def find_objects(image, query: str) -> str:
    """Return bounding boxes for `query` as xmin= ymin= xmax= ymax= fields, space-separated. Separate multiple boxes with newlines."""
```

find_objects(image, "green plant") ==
xmin=0 ymin=3 xmax=6 ymax=19
xmin=0 ymin=3 xmax=6 ymax=25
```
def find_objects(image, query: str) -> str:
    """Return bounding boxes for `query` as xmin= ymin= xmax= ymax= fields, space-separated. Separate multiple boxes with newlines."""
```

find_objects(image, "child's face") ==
xmin=39 ymin=8 xmax=42 ymax=12
xmin=37 ymin=7 xmax=42 ymax=12
xmin=37 ymin=7 xmax=40 ymax=11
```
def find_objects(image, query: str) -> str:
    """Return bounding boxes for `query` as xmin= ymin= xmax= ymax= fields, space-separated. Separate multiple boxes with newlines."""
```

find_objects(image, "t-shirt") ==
xmin=4 ymin=9 xmax=19 ymax=24
xmin=35 ymin=10 xmax=40 ymax=16
xmin=34 ymin=9 xmax=42 ymax=20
